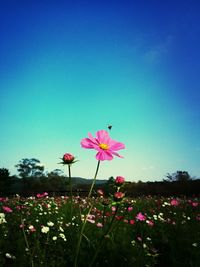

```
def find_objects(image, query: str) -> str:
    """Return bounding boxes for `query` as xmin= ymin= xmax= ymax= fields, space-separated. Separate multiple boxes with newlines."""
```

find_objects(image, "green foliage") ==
xmin=165 ymin=171 xmax=192 ymax=182
xmin=0 ymin=195 xmax=200 ymax=267
xmin=0 ymin=168 xmax=13 ymax=194
xmin=15 ymin=158 xmax=44 ymax=179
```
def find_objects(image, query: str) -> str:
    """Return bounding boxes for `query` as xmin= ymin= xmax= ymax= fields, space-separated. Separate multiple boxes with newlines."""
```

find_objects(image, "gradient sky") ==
xmin=0 ymin=0 xmax=200 ymax=181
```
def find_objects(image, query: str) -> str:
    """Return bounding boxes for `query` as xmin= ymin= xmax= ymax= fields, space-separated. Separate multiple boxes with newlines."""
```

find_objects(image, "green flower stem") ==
xmin=21 ymin=216 xmax=34 ymax=267
xmin=68 ymin=164 xmax=73 ymax=221
xmin=88 ymin=160 xmax=100 ymax=199
xmin=102 ymin=205 xmax=106 ymax=227
xmin=74 ymin=160 xmax=101 ymax=267
xmin=89 ymin=204 xmax=120 ymax=267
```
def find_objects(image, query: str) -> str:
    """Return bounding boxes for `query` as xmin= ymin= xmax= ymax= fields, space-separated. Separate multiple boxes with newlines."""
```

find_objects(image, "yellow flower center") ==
xmin=99 ymin=143 xmax=109 ymax=150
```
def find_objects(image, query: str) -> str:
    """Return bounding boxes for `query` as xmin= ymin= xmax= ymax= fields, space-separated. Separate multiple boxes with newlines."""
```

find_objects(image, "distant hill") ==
xmin=71 ymin=177 xmax=107 ymax=185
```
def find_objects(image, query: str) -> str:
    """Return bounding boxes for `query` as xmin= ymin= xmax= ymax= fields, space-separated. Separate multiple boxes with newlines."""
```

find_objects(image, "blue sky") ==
xmin=0 ymin=0 xmax=200 ymax=181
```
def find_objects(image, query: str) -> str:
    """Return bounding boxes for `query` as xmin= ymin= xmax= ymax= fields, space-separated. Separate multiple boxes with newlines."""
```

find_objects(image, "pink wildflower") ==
xmin=135 ymin=212 xmax=146 ymax=221
xmin=129 ymin=219 xmax=135 ymax=225
xmin=111 ymin=206 xmax=116 ymax=212
xmin=128 ymin=207 xmax=133 ymax=212
xmin=146 ymin=220 xmax=154 ymax=226
xmin=192 ymin=202 xmax=198 ymax=207
xmin=115 ymin=176 xmax=125 ymax=186
xmin=96 ymin=222 xmax=103 ymax=228
xmin=86 ymin=214 xmax=96 ymax=224
xmin=81 ymin=130 xmax=125 ymax=161
xmin=0 ymin=197 xmax=7 ymax=202
xmin=170 ymin=199 xmax=179 ymax=206
xmin=36 ymin=192 xmax=48 ymax=198
xmin=97 ymin=189 xmax=104 ymax=196
xmin=2 ymin=206 xmax=13 ymax=213
xmin=62 ymin=153 xmax=75 ymax=164
xmin=113 ymin=192 xmax=125 ymax=201
xmin=29 ymin=225 xmax=36 ymax=232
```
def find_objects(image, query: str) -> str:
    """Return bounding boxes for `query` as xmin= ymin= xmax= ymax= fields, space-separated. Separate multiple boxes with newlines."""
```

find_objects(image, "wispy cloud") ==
xmin=143 ymin=35 xmax=173 ymax=64
xmin=141 ymin=165 xmax=155 ymax=171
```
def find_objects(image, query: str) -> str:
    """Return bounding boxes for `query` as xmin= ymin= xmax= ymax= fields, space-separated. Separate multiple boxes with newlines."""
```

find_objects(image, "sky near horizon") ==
xmin=0 ymin=0 xmax=200 ymax=182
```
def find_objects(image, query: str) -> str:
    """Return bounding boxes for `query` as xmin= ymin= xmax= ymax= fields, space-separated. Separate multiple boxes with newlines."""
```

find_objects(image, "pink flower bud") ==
xmin=97 ymin=189 xmax=104 ymax=196
xmin=2 ymin=206 xmax=13 ymax=213
xmin=62 ymin=153 xmax=75 ymax=164
xmin=115 ymin=176 xmax=125 ymax=186
xmin=114 ymin=191 xmax=125 ymax=201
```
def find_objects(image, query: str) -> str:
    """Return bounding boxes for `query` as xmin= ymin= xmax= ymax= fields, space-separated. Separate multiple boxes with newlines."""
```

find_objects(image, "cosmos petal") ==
xmin=109 ymin=140 xmax=125 ymax=151
xmin=88 ymin=133 xmax=99 ymax=145
xmin=110 ymin=151 xmax=124 ymax=158
xmin=81 ymin=138 xmax=99 ymax=149
xmin=96 ymin=150 xmax=113 ymax=161
xmin=96 ymin=130 xmax=110 ymax=144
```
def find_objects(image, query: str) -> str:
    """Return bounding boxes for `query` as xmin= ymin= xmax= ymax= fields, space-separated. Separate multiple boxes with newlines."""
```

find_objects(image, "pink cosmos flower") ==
xmin=192 ymin=202 xmax=199 ymax=207
xmin=0 ymin=197 xmax=7 ymax=203
xmin=97 ymin=189 xmax=104 ymax=196
xmin=62 ymin=153 xmax=75 ymax=164
xmin=170 ymin=199 xmax=179 ymax=206
xmin=114 ymin=192 xmax=125 ymax=201
xmin=135 ymin=212 xmax=146 ymax=221
xmin=81 ymin=130 xmax=125 ymax=161
xmin=2 ymin=206 xmax=13 ymax=213
xmin=115 ymin=176 xmax=125 ymax=186
xmin=96 ymin=222 xmax=103 ymax=228
xmin=128 ymin=207 xmax=133 ymax=212
xmin=146 ymin=220 xmax=154 ymax=226
xmin=36 ymin=192 xmax=48 ymax=198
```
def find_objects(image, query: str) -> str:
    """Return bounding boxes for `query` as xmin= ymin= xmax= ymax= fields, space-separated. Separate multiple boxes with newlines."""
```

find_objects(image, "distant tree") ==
xmin=0 ymin=168 xmax=10 ymax=179
xmin=103 ymin=176 xmax=115 ymax=195
xmin=164 ymin=171 xmax=192 ymax=182
xmin=15 ymin=158 xmax=45 ymax=178
xmin=0 ymin=168 xmax=12 ymax=194
xmin=47 ymin=169 xmax=65 ymax=178
xmin=47 ymin=169 xmax=67 ymax=191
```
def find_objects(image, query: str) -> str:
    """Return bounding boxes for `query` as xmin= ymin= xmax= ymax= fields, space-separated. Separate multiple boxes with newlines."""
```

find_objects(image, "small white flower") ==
xmin=192 ymin=243 xmax=198 ymax=247
xmin=47 ymin=221 xmax=54 ymax=227
xmin=0 ymin=213 xmax=7 ymax=224
xmin=143 ymin=243 xmax=147 ymax=249
xmin=131 ymin=240 xmax=136 ymax=246
xmin=59 ymin=226 xmax=64 ymax=232
xmin=5 ymin=253 xmax=16 ymax=259
xmin=52 ymin=236 xmax=57 ymax=241
xmin=5 ymin=253 xmax=12 ymax=259
xmin=59 ymin=233 xmax=66 ymax=241
xmin=41 ymin=226 xmax=49 ymax=233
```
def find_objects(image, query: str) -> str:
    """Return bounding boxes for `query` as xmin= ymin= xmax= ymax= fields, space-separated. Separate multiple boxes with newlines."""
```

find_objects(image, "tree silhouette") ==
xmin=0 ymin=168 xmax=12 ymax=194
xmin=15 ymin=158 xmax=45 ymax=178
xmin=164 ymin=171 xmax=192 ymax=182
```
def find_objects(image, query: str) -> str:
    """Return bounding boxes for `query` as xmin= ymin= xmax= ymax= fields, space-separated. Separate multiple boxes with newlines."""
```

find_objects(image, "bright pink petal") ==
xmin=81 ymin=138 xmax=99 ymax=149
xmin=109 ymin=140 xmax=125 ymax=151
xmin=110 ymin=151 xmax=124 ymax=158
xmin=96 ymin=130 xmax=111 ymax=144
xmin=88 ymin=133 xmax=99 ymax=145
xmin=96 ymin=150 xmax=113 ymax=161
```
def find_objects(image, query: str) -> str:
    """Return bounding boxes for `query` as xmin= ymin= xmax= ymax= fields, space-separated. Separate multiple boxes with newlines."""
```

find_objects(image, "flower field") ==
xmin=1 ymin=130 xmax=200 ymax=266
xmin=0 ymin=194 xmax=200 ymax=267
